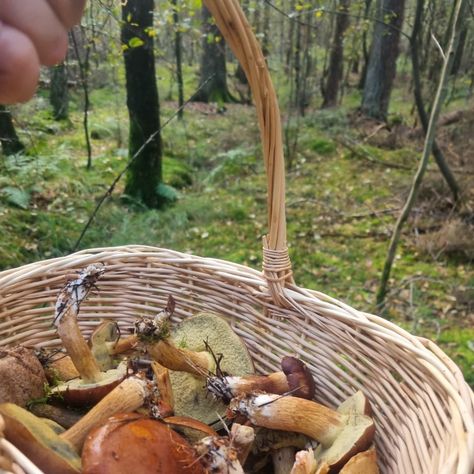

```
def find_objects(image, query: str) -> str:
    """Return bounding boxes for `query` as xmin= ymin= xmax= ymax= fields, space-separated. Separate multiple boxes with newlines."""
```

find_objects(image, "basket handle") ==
xmin=203 ymin=0 xmax=293 ymax=300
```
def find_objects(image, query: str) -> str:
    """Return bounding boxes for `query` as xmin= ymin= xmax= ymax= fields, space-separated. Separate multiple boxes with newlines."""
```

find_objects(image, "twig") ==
xmin=72 ymin=74 xmax=215 ymax=252
xmin=336 ymin=136 xmax=413 ymax=170
xmin=377 ymin=0 xmax=467 ymax=309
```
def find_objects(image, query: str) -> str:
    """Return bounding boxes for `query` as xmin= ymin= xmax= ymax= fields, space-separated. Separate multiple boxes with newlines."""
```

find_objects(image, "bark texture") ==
xmin=322 ymin=0 xmax=351 ymax=108
xmin=0 ymin=106 xmax=24 ymax=155
xmin=361 ymin=0 xmax=406 ymax=120
xmin=192 ymin=6 xmax=234 ymax=104
xmin=121 ymin=0 xmax=163 ymax=208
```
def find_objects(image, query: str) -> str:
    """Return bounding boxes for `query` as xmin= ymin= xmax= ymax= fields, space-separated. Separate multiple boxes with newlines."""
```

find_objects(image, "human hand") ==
xmin=0 ymin=0 xmax=86 ymax=104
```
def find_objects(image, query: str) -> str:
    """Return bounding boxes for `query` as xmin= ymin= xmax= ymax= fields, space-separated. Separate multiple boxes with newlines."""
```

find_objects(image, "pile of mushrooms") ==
xmin=0 ymin=264 xmax=381 ymax=473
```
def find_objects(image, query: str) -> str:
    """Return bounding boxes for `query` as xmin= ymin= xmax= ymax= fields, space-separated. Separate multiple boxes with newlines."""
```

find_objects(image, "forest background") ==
xmin=0 ymin=0 xmax=473 ymax=386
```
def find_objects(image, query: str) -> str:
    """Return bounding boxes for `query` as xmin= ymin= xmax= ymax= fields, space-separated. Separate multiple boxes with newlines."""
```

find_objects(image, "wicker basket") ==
xmin=0 ymin=1 xmax=473 ymax=473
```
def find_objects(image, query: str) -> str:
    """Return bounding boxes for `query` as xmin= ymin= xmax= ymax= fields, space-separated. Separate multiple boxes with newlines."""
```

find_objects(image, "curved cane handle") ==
xmin=203 ymin=0 xmax=293 ymax=299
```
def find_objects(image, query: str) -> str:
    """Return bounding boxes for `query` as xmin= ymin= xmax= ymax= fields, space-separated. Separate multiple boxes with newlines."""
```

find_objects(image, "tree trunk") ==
xmin=357 ymin=0 xmax=373 ymax=89
xmin=361 ymin=0 xmax=406 ymax=120
xmin=322 ymin=0 xmax=351 ymax=108
xmin=0 ymin=106 xmax=24 ymax=155
xmin=50 ymin=63 xmax=69 ymax=120
xmin=192 ymin=5 xmax=234 ymax=104
xmin=121 ymin=0 xmax=164 ymax=209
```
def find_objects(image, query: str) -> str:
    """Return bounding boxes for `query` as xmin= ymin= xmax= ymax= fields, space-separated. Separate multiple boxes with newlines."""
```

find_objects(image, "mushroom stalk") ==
xmin=54 ymin=264 xmax=106 ymax=384
xmin=151 ymin=361 xmax=174 ymax=412
xmin=230 ymin=423 xmax=255 ymax=466
xmin=61 ymin=375 xmax=148 ymax=451
xmin=229 ymin=394 xmax=345 ymax=447
xmin=147 ymin=339 xmax=213 ymax=376
xmin=56 ymin=305 xmax=102 ymax=383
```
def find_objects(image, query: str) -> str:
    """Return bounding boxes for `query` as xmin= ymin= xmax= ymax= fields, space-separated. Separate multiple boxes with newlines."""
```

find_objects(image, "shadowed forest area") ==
xmin=0 ymin=0 xmax=473 ymax=386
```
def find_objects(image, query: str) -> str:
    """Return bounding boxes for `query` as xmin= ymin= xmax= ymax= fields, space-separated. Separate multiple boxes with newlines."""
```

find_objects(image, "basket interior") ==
xmin=1 ymin=246 xmax=472 ymax=474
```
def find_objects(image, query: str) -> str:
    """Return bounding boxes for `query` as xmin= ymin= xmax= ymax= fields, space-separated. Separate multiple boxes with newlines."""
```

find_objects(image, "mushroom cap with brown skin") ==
xmin=51 ymin=360 xmax=128 ymax=407
xmin=82 ymin=413 xmax=205 ymax=474
xmin=339 ymin=448 xmax=379 ymax=474
xmin=0 ymin=346 xmax=47 ymax=407
xmin=0 ymin=374 xmax=151 ymax=473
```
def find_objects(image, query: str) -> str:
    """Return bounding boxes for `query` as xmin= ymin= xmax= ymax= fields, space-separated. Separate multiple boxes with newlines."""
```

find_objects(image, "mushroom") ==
xmin=135 ymin=302 xmax=254 ymax=425
xmin=81 ymin=413 xmax=205 ymax=474
xmin=194 ymin=435 xmax=244 ymax=474
xmin=0 ymin=373 xmax=159 ymax=473
xmin=51 ymin=265 xmax=127 ymax=406
xmin=207 ymin=356 xmax=315 ymax=403
xmin=228 ymin=391 xmax=375 ymax=472
xmin=339 ymin=447 xmax=379 ymax=473
xmin=230 ymin=423 xmax=255 ymax=466
xmin=290 ymin=448 xmax=318 ymax=474
xmin=0 ymin=346 xmax=47 ymax=407
xmin=29 ymin=403 xmax=83 ymax=429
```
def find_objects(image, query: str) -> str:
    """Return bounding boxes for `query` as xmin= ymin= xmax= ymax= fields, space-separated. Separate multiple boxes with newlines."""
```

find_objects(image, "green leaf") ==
xmin=129 ymin=37 xmax=145 ymax=48
xmin=1 ymin=187 xmax=31 ymax=209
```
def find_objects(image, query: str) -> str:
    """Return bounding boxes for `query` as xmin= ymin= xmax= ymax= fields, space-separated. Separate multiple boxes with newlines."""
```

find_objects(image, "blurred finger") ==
xmin=0 ymin=0 xmax=68 ymax=66
xmin=46 ymin=0 xmax=87 ymax=29
xmin=0 ymin=23 xmax=40 ymax=103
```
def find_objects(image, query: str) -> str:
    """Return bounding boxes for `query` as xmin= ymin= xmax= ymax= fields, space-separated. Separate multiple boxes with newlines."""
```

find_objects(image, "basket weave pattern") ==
xmin=0 ymin=2 xmax=473 ymax=473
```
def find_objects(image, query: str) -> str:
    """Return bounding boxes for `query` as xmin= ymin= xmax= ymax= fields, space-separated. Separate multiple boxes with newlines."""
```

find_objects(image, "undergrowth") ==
xmin=0 ymin=85 xmax=472 ymax=387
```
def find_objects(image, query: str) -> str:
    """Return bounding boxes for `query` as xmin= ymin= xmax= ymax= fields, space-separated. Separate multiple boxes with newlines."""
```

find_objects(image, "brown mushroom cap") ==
xmin=281 ymin=356 xmax=315 ymax=400
xmin=82 ymin=413 xmax=205 ymax=474
xmin=51 ymin=360 xmax=128 ymax=407
xmin=339 ymin=448 xmax=379 ymax=474
xmin=0 ymin=346 xmax=47 ymax=407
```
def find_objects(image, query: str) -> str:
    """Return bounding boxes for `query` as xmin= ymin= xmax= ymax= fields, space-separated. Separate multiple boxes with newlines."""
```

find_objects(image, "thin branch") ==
xmin=377 ymin=0 xmax=467 ymax=309
xmin=72 ymin=74 xmax=215 ymax=252
xmin=263 ymin=0 xmax=411 ymax=40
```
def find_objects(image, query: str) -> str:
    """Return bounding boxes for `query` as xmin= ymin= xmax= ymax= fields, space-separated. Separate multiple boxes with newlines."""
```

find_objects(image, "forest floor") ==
xmin=1 ymin=85 xmax=473 ymax=386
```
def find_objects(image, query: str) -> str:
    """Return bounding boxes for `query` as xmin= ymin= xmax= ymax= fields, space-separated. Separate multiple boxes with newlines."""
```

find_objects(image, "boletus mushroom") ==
xmin=135 ymin=302 xmax=254 ymax=424
xmin=82 ymin=413 xmax=205 ymax=474
xmin=339 ymin=447 xmax=379 ymax=473
xmin=0 ymin=346 xmax=47 ymax=407
xmin=51 ymin=264 xmax=127 ymax=406
xmin=228 ymin=391 xmax=375 ymax=472
xmin=207 ymin=356 xmax=315 ymax=403
xmin=0 ymin=373 xmax=158 ymax=473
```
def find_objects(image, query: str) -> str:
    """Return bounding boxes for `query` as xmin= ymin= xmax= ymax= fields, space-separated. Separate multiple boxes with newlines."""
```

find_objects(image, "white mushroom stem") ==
xmin=290 ymin=449 xmax=318 ymax=474
xmin=194 ymin=436 xmax=244 ymax=474
xmin=61 ymin=376 xmax=148 ymax=451
xmin=147 ymin=339 xmax=214 ymax=377
xmin=56 ymin=304 xmax=102 ymax=384
xmin=230 ymin=423 xmax=255 ymax=465
xmin=229 ymin=394 xmax=366 ymax=448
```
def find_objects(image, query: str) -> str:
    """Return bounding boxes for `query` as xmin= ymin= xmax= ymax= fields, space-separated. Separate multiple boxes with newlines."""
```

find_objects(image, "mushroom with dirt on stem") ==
xmin=206 ymin=355 xmax=316 ymax=403
xmin=227 ymin=390 xmax=375 ymax=472
xmin=134 ymin=298 xmax=254 ymax=425
xmin=51 ymin=264 xmax=128 ymax=406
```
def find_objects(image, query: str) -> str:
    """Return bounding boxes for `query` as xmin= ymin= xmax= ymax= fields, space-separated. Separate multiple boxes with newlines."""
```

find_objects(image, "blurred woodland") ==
xmin=0 ymin=0 xmax=473 ymax=384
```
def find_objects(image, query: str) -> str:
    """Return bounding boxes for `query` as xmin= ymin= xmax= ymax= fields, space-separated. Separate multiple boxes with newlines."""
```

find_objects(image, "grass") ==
xmin=1 ymin=80 xmax=472 ymax=387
